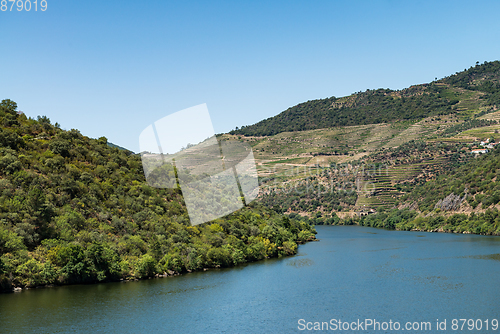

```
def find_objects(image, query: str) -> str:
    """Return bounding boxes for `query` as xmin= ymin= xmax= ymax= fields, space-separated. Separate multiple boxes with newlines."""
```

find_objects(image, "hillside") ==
xmin=225 ymin=61 xmax=500 ymax=234
xmin=344 ymin=144 xmax=500 ymax=235
xmin=398 ymin=144 xmax=500 ymax=213
xmin=442 ymin=60 xmax=500 ymax=107
xmin=252 ymin=122 xmax=500 ymax=234
xmin=225 ymin=111 xmax=499 ymax=221
xmin=255 ymin=138 xmax=473 ymax=221
xmin=0 ymin=99 xmax=316 ymax=292
xmin=231 ymin=61 xmax=500 ymax=137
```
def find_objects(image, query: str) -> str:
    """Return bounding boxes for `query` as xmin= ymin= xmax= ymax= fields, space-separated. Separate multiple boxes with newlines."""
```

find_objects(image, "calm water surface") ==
xmin=1 ymin=226 xmax=500 ymax=333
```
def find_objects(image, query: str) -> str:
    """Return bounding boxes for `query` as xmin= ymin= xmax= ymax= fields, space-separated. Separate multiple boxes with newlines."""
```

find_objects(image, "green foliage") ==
xmin=442 ymin=61 xmax=500 ymax=106
xmin=337 ymin=200 xmax=500 ymax=235
xmin=49 ymin=139 xmax=71 ymax=157
xmin=0 ymin=225 xmax=26 ymax=253
xmin=0 ymin=101 xmax=316 ymax=291
xmin=352 ymin=209 xmax=419 ymax=229
xmin=259 ymin=170 xmax=358 ymax=219
xmin=344 ymin=208 xmax=500 ymax=235
xmin=231 ymin=86 xmax=459 ymax=136
xmin=15 ymin=259 xmax=57 ymax=287
xmin=441 ymin=119 xmax=498 ymax=137
xmin=400 ymin=145 xmax=500 ymax=212
xmin=135 ymin=254 xmax=157 ymax=278
xmin=0 ymin=129 xmax=24 ymax=150
xmin=281 ymin=240 xmax=297 ymax=256
xmin=0 ymin=99 xmax=17 ymax=115
xmin=232 ymin=61 xmax=500 ymax=137
xmin=0 ymin=153 xmax=22 ymax=175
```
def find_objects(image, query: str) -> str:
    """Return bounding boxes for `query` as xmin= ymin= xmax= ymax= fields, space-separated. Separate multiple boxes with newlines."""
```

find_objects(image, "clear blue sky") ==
xmin=2 ymin=0 xmax=500 ymax=152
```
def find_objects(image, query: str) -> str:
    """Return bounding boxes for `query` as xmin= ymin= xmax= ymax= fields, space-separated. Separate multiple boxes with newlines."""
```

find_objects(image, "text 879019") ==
xmin=1 ymin=0 xmax=47 ymax=11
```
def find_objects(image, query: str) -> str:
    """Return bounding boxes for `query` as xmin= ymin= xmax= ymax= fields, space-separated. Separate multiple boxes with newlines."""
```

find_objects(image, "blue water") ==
xmin=1 ymin=226 xmax=500 ymax=333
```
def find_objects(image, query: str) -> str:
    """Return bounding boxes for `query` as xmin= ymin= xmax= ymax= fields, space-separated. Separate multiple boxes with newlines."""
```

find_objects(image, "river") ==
xmin=1 ymin=226 xmax=500 ymax=333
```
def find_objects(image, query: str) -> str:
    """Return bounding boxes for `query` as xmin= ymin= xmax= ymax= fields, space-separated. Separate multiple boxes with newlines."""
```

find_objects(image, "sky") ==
xmin=1 ymin=0 xmax=500 ymax=152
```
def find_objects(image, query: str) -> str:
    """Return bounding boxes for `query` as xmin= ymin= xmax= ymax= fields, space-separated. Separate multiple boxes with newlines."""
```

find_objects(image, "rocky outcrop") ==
xmin=434 ymin=192 xmax=467 ymax=211
xmin=398 ymin=201 xmax=419 ymax=211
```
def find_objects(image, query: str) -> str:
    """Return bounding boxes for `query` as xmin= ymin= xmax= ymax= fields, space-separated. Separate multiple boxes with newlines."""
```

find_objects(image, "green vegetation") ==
xmin=260 ymin=178 xmax=358 ymax=218
xmin=107 ymin=142 xmax=135 ymax=154
xmin=442 ymin=60 xmax=500 ymax=106
xmin=232 ymin=61 xmax=500 ymax=138
xmin=0 ymin=99 xmax=316 ymax=292
xmin=256 ymin=138 xmax=472 ymax=216
xmin=336 ymin=208 xmax=500 ymax=235
xmin=441 ymin=118 xmax=498 ymax=137
xmin=5 ymin=61 xmax=500 ymax=292
xmin=231 ymin=85 xmax=459 ymax=136
xmin=329 ymin=143 xmax=500 ymax=235
xmin=398 ymin=145 xmax=500 ymax=212
xmin=241 ymin=61 xmax=500 ymax=236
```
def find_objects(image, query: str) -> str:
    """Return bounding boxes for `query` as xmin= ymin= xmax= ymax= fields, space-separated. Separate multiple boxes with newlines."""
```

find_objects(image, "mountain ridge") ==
xmin=231 ymin=61 xmax=500 ymax=137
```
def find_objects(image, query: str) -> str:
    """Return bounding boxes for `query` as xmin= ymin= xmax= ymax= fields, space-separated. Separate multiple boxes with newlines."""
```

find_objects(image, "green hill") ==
xmin=231 ymin=61 xmax=500 ymax=137
xmin=399 ymin=145 xmax=500 ymax=213
xmin=222 ymin=62 xmax=500 ymax=224
xmin=0 ymin=99 xmax=316 ymax=292
xmin=107 ymin=141 xmax=135 ymax=154
xmin=442 ymin=60 xmax=500 ymax=107
xmin=347 ymin=145 xmax=500 ymax=235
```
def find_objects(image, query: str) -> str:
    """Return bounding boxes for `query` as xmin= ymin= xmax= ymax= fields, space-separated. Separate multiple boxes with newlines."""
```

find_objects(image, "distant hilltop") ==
xmin=231 ymin=61 xmax=500 ymax=137
xmin=107 ymin=141 xmax=135 ymax=154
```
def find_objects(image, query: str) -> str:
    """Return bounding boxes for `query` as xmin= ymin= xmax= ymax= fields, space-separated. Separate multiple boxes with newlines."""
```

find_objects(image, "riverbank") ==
xmin=3 ymin=225 xmax=500 ymax=334
xmin=329 ymin=208 xmax=500 ymax=236
xmin=1 ymin=229 xmax=317 ymax=294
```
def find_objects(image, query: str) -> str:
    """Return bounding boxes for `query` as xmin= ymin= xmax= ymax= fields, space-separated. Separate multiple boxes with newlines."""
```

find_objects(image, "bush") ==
xmin=136 ymin=254 xmax=157 ymax=278
xmin=281 ymin=241 xmax=297 ymax=256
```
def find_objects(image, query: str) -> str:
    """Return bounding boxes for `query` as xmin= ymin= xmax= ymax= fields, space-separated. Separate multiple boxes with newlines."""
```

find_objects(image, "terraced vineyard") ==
xmin=356 ymin=157 xmax=447 ymax=210
xmin=224 ymin=115 xmax=459 ymax=174
xmin=226 ymin=61 xmax=500 ymax=221
xmin=244 ymin=116 xmax=486 ymax=218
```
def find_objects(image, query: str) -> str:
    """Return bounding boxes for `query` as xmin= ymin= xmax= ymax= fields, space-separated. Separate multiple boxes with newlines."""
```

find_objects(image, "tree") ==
xmin=0 ymin=99 xmax=17 ymax=115
xmin=49 ymin=139 xmax=71 ymax=157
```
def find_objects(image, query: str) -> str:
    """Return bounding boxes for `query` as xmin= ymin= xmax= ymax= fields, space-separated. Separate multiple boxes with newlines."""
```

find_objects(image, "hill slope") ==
xmin=347 ymin=145 xmax=500 ymax=235
xmin=221 ymin=61 xmax=500 ymax=228
xmin=399 ymin=145 xmax=500 ymax=213
xmin=0 ymin=99 xmax=316 ymax=292
xmin=232 ymin=61 xmax=500 ymax=137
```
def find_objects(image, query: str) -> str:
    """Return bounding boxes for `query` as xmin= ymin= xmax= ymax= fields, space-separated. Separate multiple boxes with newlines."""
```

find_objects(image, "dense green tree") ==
xmin=0 ymin=99 xmax=17 ymax=115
